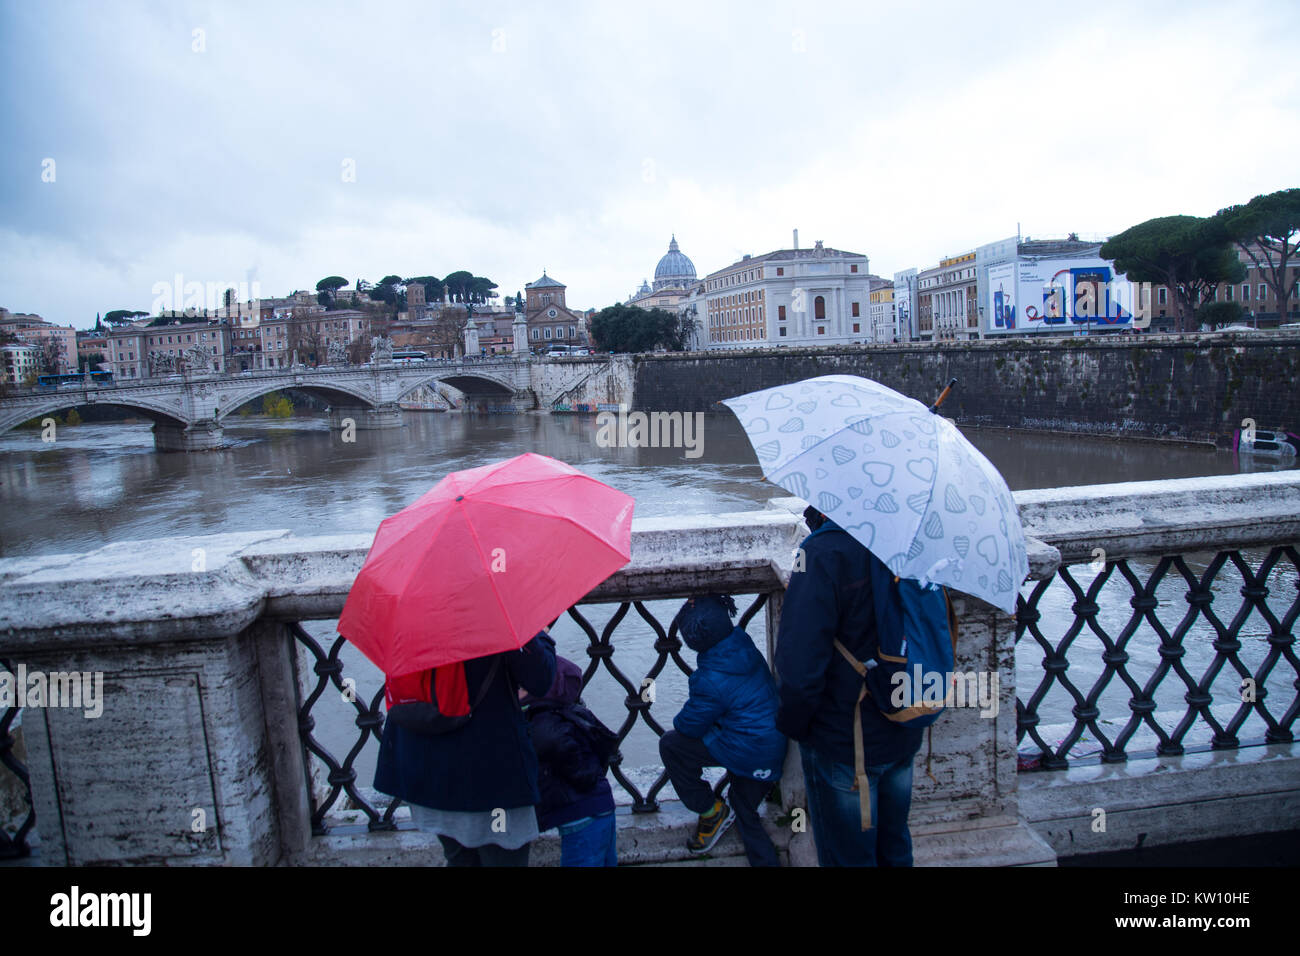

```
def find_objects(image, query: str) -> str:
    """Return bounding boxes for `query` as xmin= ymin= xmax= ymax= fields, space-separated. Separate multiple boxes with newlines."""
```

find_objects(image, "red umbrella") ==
xmin=338 ymin=453 xmax=634 ymax=678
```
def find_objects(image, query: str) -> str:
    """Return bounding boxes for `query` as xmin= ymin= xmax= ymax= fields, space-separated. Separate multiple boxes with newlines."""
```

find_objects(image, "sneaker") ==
xmin=687 ymin=799 xmax=734 ymax=855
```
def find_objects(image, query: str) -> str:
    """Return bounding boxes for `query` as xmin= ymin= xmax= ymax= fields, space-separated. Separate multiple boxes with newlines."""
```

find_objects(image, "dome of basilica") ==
xmin=653 ymin=235 xmax=696 ymax=291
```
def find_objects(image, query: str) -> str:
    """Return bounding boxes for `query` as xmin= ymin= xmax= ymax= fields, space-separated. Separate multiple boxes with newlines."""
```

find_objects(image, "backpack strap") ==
xmin=471 ymin=656 xmax=502 ymax=712
xmin=833 ymin=640 xmax=873 ymax=831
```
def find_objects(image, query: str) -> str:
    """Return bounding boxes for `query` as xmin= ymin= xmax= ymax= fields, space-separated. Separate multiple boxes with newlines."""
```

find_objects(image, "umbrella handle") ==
xmin=929 ymin=378 xmax=957 ymax=414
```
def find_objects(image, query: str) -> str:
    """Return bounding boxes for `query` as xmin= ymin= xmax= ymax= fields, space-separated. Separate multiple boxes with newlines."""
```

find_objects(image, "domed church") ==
xmin=627 ymin=235 xmax=700 ymax=311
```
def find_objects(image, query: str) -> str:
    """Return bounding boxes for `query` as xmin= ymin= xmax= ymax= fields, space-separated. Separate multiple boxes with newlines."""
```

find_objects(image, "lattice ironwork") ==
xmin=287 ymin=623 xmax=398 ymax=834
xmin=1015 ymin=546 xmax=1300 ymax=770
xmin=288 ymin=594 xmax=770 ymax=831
xmin=0 ymin=658 xmax=35 ymax=859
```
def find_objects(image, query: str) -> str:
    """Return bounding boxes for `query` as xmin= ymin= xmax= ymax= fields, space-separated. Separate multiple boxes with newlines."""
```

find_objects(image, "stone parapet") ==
xmin=1 ymin=472 xmax=1296 ymax=865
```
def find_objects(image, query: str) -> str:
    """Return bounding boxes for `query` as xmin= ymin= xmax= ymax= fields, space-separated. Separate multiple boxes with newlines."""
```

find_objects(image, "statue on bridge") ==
xmin=327 ymin=340 xmax=349 ymax=365
xmin=371 ymin=335 xmax=394 ymax=364
xmin=184 ymin=343 xmax=216 ymax=372
xmin=148 ymin=350 xmax=178 ymax=376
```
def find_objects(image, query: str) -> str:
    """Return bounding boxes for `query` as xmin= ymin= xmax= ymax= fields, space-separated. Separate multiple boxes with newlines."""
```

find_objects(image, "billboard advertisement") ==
xmin=987 ymin=257 xmax=1137 ymax=333
xmin=989 ymin=262 xmax=1017 ymax=329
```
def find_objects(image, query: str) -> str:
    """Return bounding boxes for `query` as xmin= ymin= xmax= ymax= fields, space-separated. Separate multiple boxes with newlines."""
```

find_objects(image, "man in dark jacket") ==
xmin=659 ymin=594 xmax=786 ymax=866
xmin=775 ymin=507 xmax=923 ymax=866
xmin=374 ymin=630 xmax=556 ymax=866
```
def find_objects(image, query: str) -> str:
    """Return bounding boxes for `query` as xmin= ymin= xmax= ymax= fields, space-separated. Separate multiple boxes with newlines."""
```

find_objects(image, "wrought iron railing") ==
xmin=4 ymin=541 xmax=1296 ymax=853
xmin=1015 ymin=546 xmax=1300 ymax=770
xmin=286 ymin=594 xmax=769 ymax=833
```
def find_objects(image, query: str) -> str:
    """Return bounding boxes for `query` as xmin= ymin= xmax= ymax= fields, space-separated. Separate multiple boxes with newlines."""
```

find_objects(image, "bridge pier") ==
xmin=153 ymin=421 xmax=225 ymax=452
xmin=327 ymin=403 xmax=403 ymax=431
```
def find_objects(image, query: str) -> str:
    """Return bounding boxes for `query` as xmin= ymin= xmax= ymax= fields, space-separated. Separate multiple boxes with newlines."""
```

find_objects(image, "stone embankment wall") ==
xmin=632 ymin=333 xmax=1300 ymax=446
xmin=531 ymin=355 xmax=634 ymax=408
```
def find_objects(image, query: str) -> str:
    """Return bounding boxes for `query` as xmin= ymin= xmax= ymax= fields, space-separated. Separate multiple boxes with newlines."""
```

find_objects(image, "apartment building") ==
xmin=1 ymin=344 xmax=42 ymax=386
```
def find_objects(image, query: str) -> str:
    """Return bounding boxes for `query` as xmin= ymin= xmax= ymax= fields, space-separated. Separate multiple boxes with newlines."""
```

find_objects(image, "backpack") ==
xmin=832 ymin=548 xmax=959 ymax=829
xmin=559 ymin=702 xmax=620 ymax=770
xmin=384 ymin=657 xmax=501 ymax=736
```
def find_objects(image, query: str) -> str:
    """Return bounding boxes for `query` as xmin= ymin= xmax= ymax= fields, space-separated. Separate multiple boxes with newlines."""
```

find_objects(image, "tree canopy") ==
xmin=1215 ymin=188 xmax=1300 ymax=321
xmin=468 ymin=276 xmax=498 ymax=303
xmin=367 ymin=275 xmax=403 ymax=306
xmin=442 ymin=271 xmax=475 ymax=303
xmin=590 ymin=303 xmax=689 ymax=353
xmin=405 ymin=275 xmax=445 ymax=302
xmin=1101 ymin=215 xmax=1244 ymax=332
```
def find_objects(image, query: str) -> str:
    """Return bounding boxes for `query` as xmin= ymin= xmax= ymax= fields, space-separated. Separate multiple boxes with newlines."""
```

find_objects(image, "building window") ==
xmin=815 ymin=296 xmax=826 ymax=320
xmin=777 ymin=267 xmax=784 ymax=276
xmin=544 ymin=328 xmax=551 ymax=339
xmin=1242 ymin=283 xmax=1250 ymax=300
xmin=1225 ymin=285 xmax=1233 ymax=301
xmin=778 ymin=305 xmax=786 ymax=321
xmin=817 ymin=326 xmax=825 ymax=335
xmin=852 ymin=323 xmax=860 ymax=333
xmin=1158 ymin=288 xmax=1167 ymax=305
xmin=555 ymin=326 xmax=564 ymax=338
xmin=1260 ymin=283 xmax=1268 ymax=300
xmin=851 ymin=265 xmax=858 ymax=273
xmin=569 ymin=326 xmax=576 ymax=337
xmin=531 ymin=328 xmax=539 ymax=340
xmin=851 ymin=302 xmax=860 ymax=317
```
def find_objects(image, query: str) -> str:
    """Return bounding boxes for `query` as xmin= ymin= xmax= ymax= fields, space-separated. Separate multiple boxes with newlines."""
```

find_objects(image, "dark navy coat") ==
xmin=674 ymin=625 xmax=787 ymax=781
xmin=775 ymin=523 xmax=923 ymax=766
xmin=373 ymin=632 xmax=557 ymax=812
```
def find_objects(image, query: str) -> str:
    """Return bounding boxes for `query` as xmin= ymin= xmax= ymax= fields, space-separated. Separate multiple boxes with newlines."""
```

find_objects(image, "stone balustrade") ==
xmin=1 ymin=471 xmax=1297 ymax=866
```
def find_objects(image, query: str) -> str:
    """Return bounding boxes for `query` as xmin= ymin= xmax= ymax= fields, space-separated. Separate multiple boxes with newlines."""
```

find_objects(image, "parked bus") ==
xmin=36 ymin=371 xmax=114 ymax=390
xmin=391 ymin=350 xmax=428 ymax=364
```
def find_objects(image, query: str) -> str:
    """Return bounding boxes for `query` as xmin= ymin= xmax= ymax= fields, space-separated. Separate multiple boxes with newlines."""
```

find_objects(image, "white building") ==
xmin=701 ymin=236 xmax=877 ymax=349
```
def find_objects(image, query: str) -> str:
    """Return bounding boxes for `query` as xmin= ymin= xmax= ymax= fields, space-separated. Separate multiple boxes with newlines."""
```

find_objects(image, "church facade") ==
xmin=522 ymin=272 xmax=588 ymax=350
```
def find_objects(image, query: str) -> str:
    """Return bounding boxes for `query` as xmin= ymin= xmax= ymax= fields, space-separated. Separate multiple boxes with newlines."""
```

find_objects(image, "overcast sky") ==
xmin=3 ymin=0 xmax=1298 ymax=328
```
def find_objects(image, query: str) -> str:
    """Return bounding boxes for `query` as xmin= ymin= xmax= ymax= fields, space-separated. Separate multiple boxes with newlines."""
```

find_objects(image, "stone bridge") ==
xmin=0 ymin=357 xmax=629 ymax=451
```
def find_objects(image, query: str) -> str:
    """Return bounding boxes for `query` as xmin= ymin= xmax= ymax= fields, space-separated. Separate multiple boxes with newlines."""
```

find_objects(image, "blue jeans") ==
xmin=558 ymin=811 xmax=617 ymax=867
xmin=799 ymin=744 xmax=917 ymax=867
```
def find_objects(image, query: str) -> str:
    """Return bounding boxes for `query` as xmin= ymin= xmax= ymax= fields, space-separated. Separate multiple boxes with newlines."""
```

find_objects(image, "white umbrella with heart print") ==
xmin=721 ymin=374 xmax=1028 ymax=614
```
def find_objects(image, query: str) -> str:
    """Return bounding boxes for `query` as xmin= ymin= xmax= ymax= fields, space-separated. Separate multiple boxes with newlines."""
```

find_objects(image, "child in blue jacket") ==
xmin=659 ymin=594 xmax=787 ymax=866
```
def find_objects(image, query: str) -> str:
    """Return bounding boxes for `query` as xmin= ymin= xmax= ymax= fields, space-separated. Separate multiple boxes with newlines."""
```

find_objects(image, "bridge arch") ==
xmin=218 ymin=381 xmax=382 ymax=422
xmin=405 ymin=372 xmax=517 ymax=399
xmin=0 ymin=394 xmax=188 ymax=436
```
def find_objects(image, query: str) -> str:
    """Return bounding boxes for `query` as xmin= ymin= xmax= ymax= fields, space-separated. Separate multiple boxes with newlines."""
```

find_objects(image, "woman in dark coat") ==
xmin=374 ymin=630 xmax=557 ymax=866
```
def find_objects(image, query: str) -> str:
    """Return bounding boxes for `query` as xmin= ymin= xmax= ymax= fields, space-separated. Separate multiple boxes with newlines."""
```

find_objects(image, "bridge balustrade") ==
xmin=2 ymin=473 xmax=1297 ymax=864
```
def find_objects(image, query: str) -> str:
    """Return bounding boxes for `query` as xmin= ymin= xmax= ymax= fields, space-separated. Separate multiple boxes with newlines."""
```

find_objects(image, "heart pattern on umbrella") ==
xmin=722 ymin=374 xmax=1029 ymax=614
